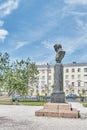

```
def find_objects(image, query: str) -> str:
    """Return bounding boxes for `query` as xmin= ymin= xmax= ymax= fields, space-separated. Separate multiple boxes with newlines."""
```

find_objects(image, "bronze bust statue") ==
xmin=54 ymin=44 xmax=65 ymax=63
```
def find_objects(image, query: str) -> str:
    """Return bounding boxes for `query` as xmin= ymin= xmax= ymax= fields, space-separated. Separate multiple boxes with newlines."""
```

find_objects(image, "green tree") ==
xmin=44 ymin=84 xmax=49 ymax=96
xmin=0 ymin=52 xmax=38 ymax=96
xmin=80 ymin=88 xmax=86 ymax=102
xmin=82 ymin=88 xmax=86 ymax=95
xmin=0 ymin=52 xmax=10 ymax=94
xmin=5 ymin=58 xmax=38 ymax=96
xmin=51 ymin=84 xmax=54 ymax=92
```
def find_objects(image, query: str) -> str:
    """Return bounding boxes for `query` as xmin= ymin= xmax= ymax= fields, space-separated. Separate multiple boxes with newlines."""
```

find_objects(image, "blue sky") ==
xmin=0 ymin=0 xmax=87 ymax=64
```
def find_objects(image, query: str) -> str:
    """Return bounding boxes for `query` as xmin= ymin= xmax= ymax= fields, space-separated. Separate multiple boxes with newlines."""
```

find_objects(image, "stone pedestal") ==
xmin=35 ymin=103 xmax=79 ymax=118
xmin=51 ymin=92 xmax=65 ymax=103
xmin=51 ymin=63 xmax=65 ymax=103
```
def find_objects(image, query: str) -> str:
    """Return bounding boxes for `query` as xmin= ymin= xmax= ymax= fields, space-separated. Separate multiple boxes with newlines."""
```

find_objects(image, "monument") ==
xmin=35 ymin=44 xmax=79 ymax=118
xmin=51 ymin=44 xmax=65 ymax=103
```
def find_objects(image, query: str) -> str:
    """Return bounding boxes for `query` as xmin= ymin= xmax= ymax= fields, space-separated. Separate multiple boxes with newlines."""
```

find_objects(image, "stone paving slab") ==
xmin=0 ymin=104 xmax=87 ymax=130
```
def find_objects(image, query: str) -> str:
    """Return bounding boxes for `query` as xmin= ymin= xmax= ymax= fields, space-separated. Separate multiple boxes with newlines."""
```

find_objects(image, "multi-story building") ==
xmin=36 ymin=64 xmax=54 ymax=96
xmin=64 ymin=62 xmax=87 ymax=95
xmin=36 ymin=62 xmax=87 ymax=96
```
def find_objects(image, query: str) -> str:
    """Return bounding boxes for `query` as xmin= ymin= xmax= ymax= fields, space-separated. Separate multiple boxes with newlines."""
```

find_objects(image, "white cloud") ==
xmin=66 ymin=11 xmax=87 ymax=17
xmin=61 ymin=5 xmax=87 ymax=19
xmin=61 ymin=0 xmax=87 ymax=18
xmin=42 ymin=31 xmax=87 ymax=56
xmin=0 ymin=0 xmax=20 ymax=17
xmin=0 ymin=29 xmax=8 ymax=41
xmin=65 ymin=0 xmax=87 ymax=5
xmin=66 ymin=19 xmax=87 ymax=52
xmin=16 ymin=41 xmax=28 ymax=49
xmin=42 ymin=41 xmax=54 ymax=50
xmin=75 ymin=19 xmax=84 ymax=28
xmin=75 ymin=18 xmax=87 ymax=36
xmin=0 ymin=21 xmax=4 ymax=27
xmin=33 ymin=52 xmax=55 ymax=64
xmin=0 ymin=1 xmax=20 ymax=42
xmin=65 ymin=35 xmax=87 ymax=54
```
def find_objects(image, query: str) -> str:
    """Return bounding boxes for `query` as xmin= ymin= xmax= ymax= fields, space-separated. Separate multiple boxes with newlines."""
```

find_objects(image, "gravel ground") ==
xmin=0 ymin=104 xmax=87 ymax=130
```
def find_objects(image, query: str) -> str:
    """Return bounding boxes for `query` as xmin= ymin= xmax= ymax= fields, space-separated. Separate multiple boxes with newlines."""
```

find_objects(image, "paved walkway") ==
xmin=69 ymin=102 xmax=87 ymax=118
xmin=0 ymin=103 xmax=87 ymax=130
xmin=70 ymin=102 xmax=87 ymax=112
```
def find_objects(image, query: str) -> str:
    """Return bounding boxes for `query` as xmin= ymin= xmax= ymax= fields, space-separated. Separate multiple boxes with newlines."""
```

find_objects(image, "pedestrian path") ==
xmin=0 ymin=105 xmax=87 ymax=130
xmin=69 ymin=102 xmax=87 ymax=118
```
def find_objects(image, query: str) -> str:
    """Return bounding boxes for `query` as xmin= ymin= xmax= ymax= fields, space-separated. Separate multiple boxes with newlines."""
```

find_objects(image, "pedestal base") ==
xmin=51 ymin=92 xmax=65 ymax=103
xmin=35 ymin=103 xmax=79 ymax=118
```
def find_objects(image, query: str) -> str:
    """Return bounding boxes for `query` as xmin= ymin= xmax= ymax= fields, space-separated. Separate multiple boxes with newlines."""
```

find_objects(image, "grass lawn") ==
xmin=0 ymin=100 xmax=48 ymax=106
xmin=82 ymin=102 xmax=87 ymax=107
xmin=19 ymin=100 xmax=48 ymax=106
xmin=0 ymin=100 xmax=13 ymax=105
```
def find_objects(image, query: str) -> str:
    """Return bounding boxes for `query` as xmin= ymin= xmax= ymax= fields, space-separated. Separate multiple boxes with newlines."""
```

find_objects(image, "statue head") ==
xmin=54 ymin=44 xmax=62 ymax=52
xmin=54 ymin=44 xmax=65 ymax=63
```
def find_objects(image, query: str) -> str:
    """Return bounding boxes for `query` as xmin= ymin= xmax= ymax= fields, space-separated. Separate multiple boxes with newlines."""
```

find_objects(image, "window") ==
xmin=48 ymin=82 xmax=51 ymax=85
xmin=72 ymin=68 xmax=75 ymax=72
xmin=41 ymin=81 xmax=45 ymax=85
xmin=78 ymin=68 xmax=81 ymax=72
xmin=84 ymin=82 xmax=87 ymax=86
xmin=84 ymin=75 xmax=87 ymax=79
xmin=78 ymin=82 xmax=81 ymax=87
xmin=42 ymin=69 xmax=45 ymax=73
xmin=86 ymin=90 xmax=87 ymax=94
xmin=48 ymin=69 xmax=51 ymax=73
xmin=78 ymin=90 xmax=80 ymax=94
xmin=41 ymin=76 xmax=45 ymax=79
xmin=84 ymin=68 xmax=87 ymax=72
xmin=72 ymin=90 xmax=74 ymax=93
xmin=66 ymin=90 xmax=68 ymax=94
xmin=66 ymin=69 xmax=69 ymax=73
xmin=72 ymin=75 xmax=74 ymax=79
xmin=65 ymin=75 xmax=69 ymax=79
xmin=48 ymin=76 xmax=51 ymax=80
xmin=72 ymin=82 xmax=74 ymax=86
xmin=78 ymin=75 xmax=81 ymax=79
xmin=42 ymin=89 xmax=45 ymax=93
xmin=65 ymin=81 xmax=69 ymax=86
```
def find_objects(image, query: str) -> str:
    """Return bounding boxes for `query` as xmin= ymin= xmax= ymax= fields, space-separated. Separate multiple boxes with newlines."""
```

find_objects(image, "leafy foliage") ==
xmin=0 ymin=52 xmax=10 ymax=92
xmin=0 ymin=52 xmax=38 ymax=96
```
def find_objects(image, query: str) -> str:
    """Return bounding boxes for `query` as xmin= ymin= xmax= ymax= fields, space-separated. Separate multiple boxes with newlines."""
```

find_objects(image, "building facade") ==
xmin=36 ymin=62 xmax=87 ymax=96
xmin=36 ymin=64 xmax=54 ymax=96
xmin=64 ymin=62 xmax=87 ymax=95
